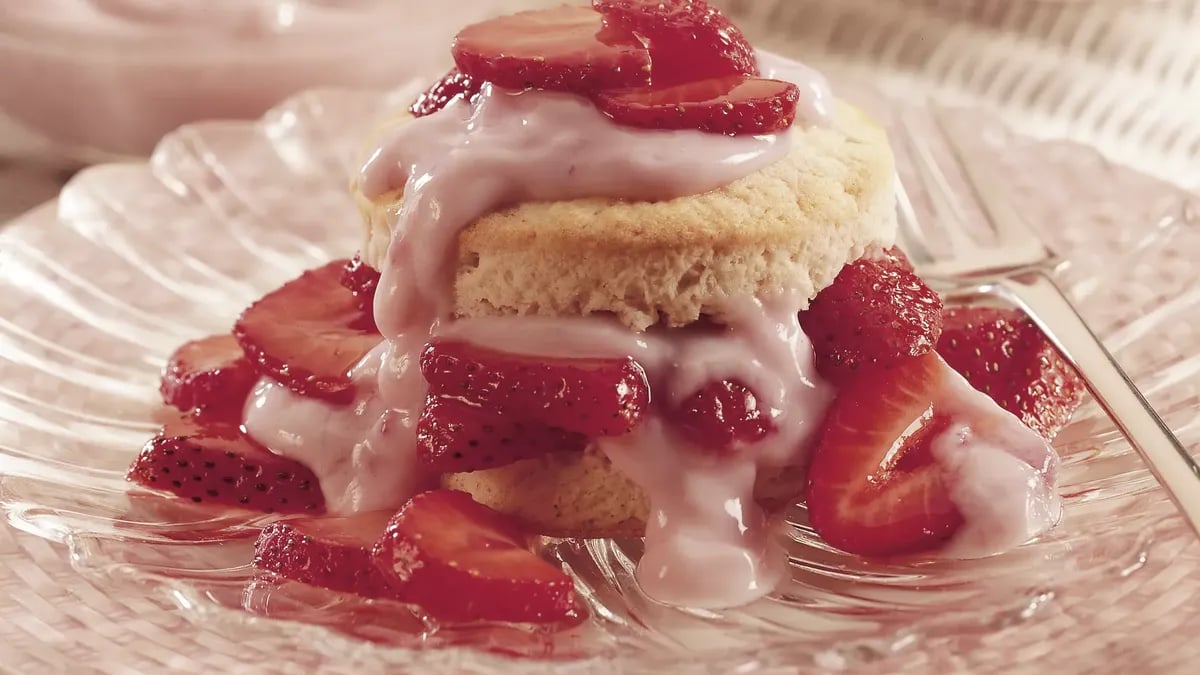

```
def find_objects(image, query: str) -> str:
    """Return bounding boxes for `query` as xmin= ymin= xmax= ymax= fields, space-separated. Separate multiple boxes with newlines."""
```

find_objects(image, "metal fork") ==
xmin=895 ymin=109 xmax=1200 ymax=537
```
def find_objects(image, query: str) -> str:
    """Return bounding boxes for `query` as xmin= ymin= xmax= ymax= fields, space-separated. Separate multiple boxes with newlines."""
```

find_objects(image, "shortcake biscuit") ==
xmin=357 ymin=99 xmax=896 ymax=536
xmin=355 ymin=100 xmax=895 ymax=331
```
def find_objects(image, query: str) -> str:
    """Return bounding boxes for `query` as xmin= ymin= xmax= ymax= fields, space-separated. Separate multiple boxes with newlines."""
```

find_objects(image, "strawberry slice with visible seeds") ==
xmin=409 ymin=69 xmax=483 ymax=118
xmin=159 ymin=334 xmax=257 ymax=415
xmin=805 ymin=353 xmax=964 ymax=557
xmin=417 ymin=396 xmax=588 ymax=473
xmin=235 ymin=260 xmax=381 ymax=403
xmin=128 ymin=414 xmax=325 ymax=514
xmin=593 ymin=0 xmax=758 ymax=86
xmin=799 ymin=248 xmax=944 ymax=383
xmin=452 ymin=6 xmax=651 ymax=94
xmin=254 ymin=512 xmax=402 ymax=599
xmin=804 ymin=352 xmax=1058 ymax=557
xmin=421 ymin=341 xmax=648 ymax=437
xmin=372 ymin=489 xmax=582 ymax=624
xmin=340 ymin=255 xmax=380 ymax=308
xmin=938 ymin=307 xmax=1085 ymax=440
xmin=594 ymin=76 xmax=800 ymax=135
xmin=669 ymin=379 xmax=776 ymax=452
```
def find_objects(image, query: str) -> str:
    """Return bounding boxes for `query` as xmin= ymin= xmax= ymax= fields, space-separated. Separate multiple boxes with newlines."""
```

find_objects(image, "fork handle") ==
xmin=993 ymin=270 xmax=1200 ymax=533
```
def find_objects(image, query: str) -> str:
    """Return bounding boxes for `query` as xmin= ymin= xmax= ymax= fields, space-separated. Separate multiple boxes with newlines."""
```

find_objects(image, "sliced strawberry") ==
xmin=594 ymin=76 xmax=800 ymax=135
xmin=409 ymin=69 xmax=483 ymax=118
xmin=254 ymin=512 xmax=402 ymax=600
xmin=799 ymin=249 xmax=944 ymax=384
xmin=372 ymin=490 xmax=581 ymax=624
xmin=340 ymin=254 xmax=380 ymax=308
xmin=128 ymin=414 xmax=324 ymax=514
xmin=805 ymin=354 xmax=964 ymax=557
xmin=235 ymin=260 xmax=381 ymax=403
xmin=420 ymin=341 xmax=648 ymax=437
xmin=668 ymin=379 xmax=776 ymax=452
xmin=593 ymin=0 xmax=758 ymax=86
xmin=159 ymin=334 xmax=257 ymax=415
xmin=938 ymin=307 xmax=1084 ymax=440
xmin=451 ymin=6 xmax=651 ymax=95
xmin=417 ymin=396 xmax=587 ymax=473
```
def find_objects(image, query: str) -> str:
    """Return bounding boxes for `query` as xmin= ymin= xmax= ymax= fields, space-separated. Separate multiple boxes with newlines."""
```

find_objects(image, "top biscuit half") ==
xmin=354 ymin=99 xmax=896 ymax=331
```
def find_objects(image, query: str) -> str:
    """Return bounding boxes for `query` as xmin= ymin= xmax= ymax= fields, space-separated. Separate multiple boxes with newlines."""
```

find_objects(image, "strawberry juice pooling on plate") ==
xmin=242 ymin=46 xmax=1060 ymax=608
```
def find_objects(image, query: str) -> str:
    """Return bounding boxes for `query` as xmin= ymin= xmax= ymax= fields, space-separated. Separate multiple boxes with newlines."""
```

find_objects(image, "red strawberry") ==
xmin=373 ymin=490 xmax=582 ymax=624
xmin=805 ymin=353 xmax=964 ymax=557
xmin=452 ymin=6 xmax=651 ymax=95
xmin=594 ymin=76 xmax=800 ymax=135
xmin=799 ymin=249 xmax=943 ymax=383
xmin=235 ymin=260 xmax=381 ymax=403
xmin=159 ymin=334 xmax=257 ymax=415
xmin=417 ymin=396 xmax=588 ymax=473
xmin=340 ymin=254 xmax=380 ymax=308
xmin=938 ymin=307 xmax=1084 ymax=440
xmin=669 ymin=379 xmax=776 ymax=452
xmin=128 ymin=414 xmax=324 ymax=515
xmin=420 ymin=341 xmax=648 ymax=437
xmin=593 ymin=0 xmax=758 ymax=86
xmin=409 ymin=69 xmax=483 ymax=118
xmin=254 ymin=512 xmax=402 ymax=600
xmin=805 ymin=352 xmax=1059 ymax=557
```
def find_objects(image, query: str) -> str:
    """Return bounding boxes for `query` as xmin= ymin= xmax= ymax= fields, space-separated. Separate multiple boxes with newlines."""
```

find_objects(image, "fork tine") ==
xmin=892 ymin=173 xmax=937 ymax=266
xmin=894 ymin=114 xmax=979 ymax=259
xmin=928 ymin=106 xmax=1052 ymax=261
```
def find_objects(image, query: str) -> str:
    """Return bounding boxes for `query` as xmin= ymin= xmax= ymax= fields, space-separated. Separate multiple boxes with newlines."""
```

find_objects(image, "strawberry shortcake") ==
xmin=128 ymin=1 xmax=1084 ymax=624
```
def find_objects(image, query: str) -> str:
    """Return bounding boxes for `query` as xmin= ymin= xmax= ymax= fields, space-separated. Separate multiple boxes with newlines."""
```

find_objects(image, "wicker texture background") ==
xmin=720 ymin=0 xmax=1200 ymax=189
xmin=0 ymin=526 xmax=234 ymax=674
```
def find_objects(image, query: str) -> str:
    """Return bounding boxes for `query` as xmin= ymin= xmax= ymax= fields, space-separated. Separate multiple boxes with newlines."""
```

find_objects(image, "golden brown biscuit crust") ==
xmin=355 ymin=101 xmax=896 ymax=330
xmin=442 ymin=447 xmax=811 ymax=538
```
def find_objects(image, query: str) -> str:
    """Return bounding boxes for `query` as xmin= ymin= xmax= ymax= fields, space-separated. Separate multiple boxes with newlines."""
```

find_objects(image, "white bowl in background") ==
xmin=0 ymin=0 xmax=551 ymax=164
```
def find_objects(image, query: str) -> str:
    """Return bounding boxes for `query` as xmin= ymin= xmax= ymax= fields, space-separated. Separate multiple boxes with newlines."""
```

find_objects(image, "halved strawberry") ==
xmin=235 ymin=260 xmax=381 ymax=403
xmin=594 ymin=76 xmax=800 ymax=135
xmin=938 ymin=307 xmax=1084 ymax=440
xmin=254 ymin=512 xmax=402 ymax=600
xmin=804 ymin=352 xmax=1059 ymax=557
xmin=128 ymin=414 xmax=324 ymax=514
xmin=805 ymin=353 xmax=964 ymax=557
xmin=451 ymin=6 xmax=651 ymax=94
xmin=668 ymin=379 xmax=776 ymax=452
xmin=420 ymin=341 xmax=648 ymax=437
xmin=417 ymin=396 xmax=588 ymax=473
xmin=372 ymin=490 xmax=581 ymax=624
xmin=340 ymin=254 xmax=380 ymax=308
xmin=799 ymin=249 xmax=943 ymax=383
xmin=159 ymin=334 xmax=257 ymax=415
xmin=409 ymin=69 xmax=483 ymax=118
xmin=593 ymin=0 xmax=758 ymax=86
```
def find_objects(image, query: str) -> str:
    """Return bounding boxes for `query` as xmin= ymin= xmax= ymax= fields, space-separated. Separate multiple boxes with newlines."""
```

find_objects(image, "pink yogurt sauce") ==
xmin=933 ymin=367 xmax=1063 ymax=556
xmin=437 ymin=295 xmax=831 ymax=609
xmin=242 ymin=53 xmax=1060 ymax=609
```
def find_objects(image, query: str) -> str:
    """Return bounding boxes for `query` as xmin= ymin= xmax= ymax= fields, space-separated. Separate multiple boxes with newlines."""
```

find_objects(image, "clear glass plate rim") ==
xmin=0 ymin=76 xmax=1198 ymax=673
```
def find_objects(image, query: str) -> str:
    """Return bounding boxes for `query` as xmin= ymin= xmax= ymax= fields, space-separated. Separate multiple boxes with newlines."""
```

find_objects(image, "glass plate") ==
xmin=1 ymin=79 xmax=1198 ymax=673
